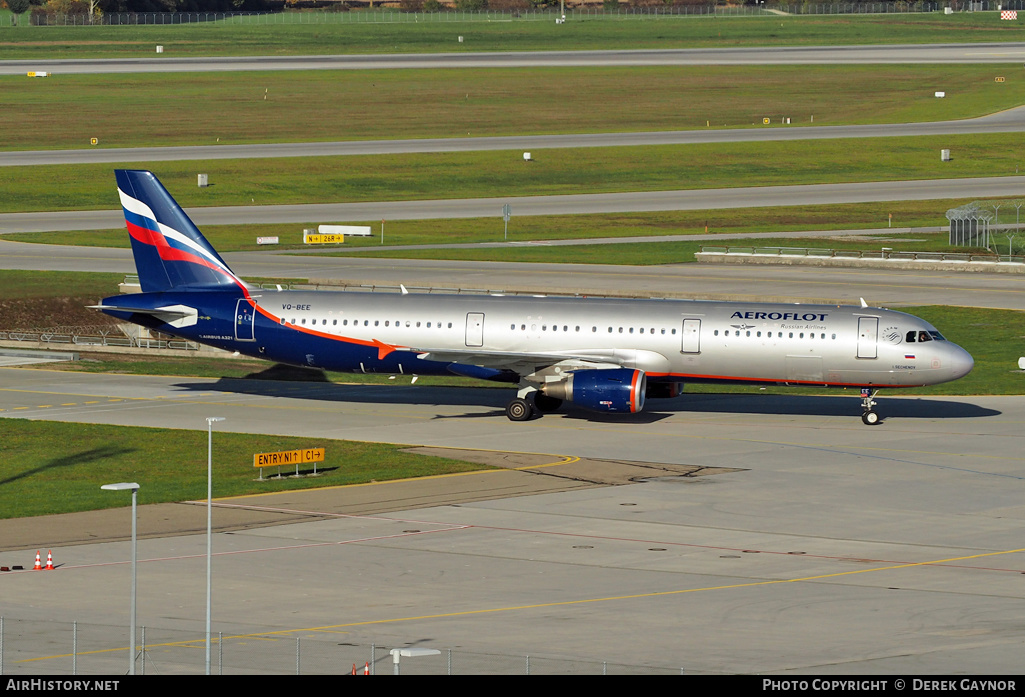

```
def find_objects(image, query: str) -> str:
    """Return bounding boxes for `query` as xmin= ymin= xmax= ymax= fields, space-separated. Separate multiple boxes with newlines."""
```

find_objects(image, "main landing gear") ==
xmin=506 ymin=397 xmax=533 ymax=421
xmin=505 ymin=387 xmax=563 ymax=421
xmin=861 ymin=388 xmax=881 ymax=426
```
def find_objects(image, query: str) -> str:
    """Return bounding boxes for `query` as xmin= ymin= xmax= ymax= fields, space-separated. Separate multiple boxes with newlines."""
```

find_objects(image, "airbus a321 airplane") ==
xmin=93 ymin=170 xmax=974 ymax=425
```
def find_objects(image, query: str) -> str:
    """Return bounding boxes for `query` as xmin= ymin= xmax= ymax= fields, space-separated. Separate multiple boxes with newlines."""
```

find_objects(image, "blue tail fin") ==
xmin=115 ymin=170 xmax=244 ymax=293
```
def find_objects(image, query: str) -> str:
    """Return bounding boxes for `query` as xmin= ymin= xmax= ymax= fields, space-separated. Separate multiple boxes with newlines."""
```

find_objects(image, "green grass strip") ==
xmin=3 ymin=134 xmax=1025 ymax=214
xmin=0 ymin=14 xmax=1023 ymax=59
xmin=2 ymin=64 xmax=1021 ymax=150
xmin=0 ymin=420 xmax=489 ymax=519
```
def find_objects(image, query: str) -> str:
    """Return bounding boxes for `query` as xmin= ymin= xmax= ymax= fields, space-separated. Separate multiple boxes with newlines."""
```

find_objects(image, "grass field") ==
xmin=0 ymin=269 xmax=122 ymax=299
xmin=0 ymin=419 xmax=489 ymax=519
xmin=1 ymin=13 xmax=1024 ymax=59
xmin=4 ymin=133 xmax=1025 ymax=214
xmin=2 ymin=64 xmax=1022 ymax=151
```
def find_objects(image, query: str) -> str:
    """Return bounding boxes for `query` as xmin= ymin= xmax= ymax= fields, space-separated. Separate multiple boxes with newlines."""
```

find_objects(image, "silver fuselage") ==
xmin=253 ymin=291 xmax=973 ymax=388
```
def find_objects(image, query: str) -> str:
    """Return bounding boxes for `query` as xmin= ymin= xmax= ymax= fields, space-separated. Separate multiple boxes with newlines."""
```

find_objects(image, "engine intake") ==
xmin=542 ymin=368 xmax=646 ymax=413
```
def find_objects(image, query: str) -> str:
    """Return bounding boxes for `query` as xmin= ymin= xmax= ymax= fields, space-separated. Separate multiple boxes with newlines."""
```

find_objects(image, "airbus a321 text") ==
xmin=93 ymin=170 xmax=974 ymax=425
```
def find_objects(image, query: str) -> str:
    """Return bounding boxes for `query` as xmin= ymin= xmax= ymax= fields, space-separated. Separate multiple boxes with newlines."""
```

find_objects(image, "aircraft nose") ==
xmin=949 ymin=344 xmax=974 ymax=380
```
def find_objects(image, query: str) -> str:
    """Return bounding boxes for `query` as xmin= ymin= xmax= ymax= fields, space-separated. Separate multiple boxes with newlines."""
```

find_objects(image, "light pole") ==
xmin=205 ymin=417 xmax=224 ymax=676
xmin=100 ymin=482 xmax=140 ymax=675
xmin=390 ymin=648 xmax=441 ymax=675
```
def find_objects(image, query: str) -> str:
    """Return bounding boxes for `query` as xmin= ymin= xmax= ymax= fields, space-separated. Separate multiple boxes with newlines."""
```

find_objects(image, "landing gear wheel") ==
xmin=861 ymin=410 xmax=880 ymax=426
xmin=506 ymin=397 xmax=534 ymax=422
xmin=532 ymin=393 xmax=563 ymax=413
xmin=860 ymin=389 xmax=881 ymax=426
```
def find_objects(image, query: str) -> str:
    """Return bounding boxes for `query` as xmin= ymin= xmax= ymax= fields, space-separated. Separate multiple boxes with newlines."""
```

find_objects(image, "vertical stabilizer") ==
xmin=115 ymin=170 xmax=244 ymax=293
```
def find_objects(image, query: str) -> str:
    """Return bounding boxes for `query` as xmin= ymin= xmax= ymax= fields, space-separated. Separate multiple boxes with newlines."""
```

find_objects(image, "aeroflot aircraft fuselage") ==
xmin=94 ymin=170 xmax=974 ymax=425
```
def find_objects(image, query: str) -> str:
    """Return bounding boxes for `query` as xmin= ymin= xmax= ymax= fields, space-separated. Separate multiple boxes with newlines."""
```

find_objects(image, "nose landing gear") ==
xmin=861 ymin=388 xmax=881 ymax=425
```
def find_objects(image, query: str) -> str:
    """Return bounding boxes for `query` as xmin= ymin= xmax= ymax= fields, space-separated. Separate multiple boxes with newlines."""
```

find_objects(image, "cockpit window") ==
xmin=908 ymin=329 xmax=943 ymax=343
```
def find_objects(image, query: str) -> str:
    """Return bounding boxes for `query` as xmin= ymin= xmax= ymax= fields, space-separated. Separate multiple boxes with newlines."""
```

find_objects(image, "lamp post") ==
xmin=390 ymin=648 xmax=441 ymax=675
xmin=205 ymin=417 xmax=224 ymax=676
xmin=100 ymin=482 xmax=140 ymax=675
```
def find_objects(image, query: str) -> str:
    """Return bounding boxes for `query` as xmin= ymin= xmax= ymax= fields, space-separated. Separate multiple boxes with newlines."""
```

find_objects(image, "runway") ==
xmin=4 ymin=44 xmax=1025 ymax=76
xmin=0 ymin=368 xmax=1022 ymax=673
xmin=6 ymin=176 xmax=1025 ymax=234
xmin=7 ymin=106 xmax=1025 ymax=167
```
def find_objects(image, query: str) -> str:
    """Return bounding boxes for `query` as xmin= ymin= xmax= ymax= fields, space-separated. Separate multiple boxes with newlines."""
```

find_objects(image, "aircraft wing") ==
xmin=404 ymin=347 xmax=625 ymax=376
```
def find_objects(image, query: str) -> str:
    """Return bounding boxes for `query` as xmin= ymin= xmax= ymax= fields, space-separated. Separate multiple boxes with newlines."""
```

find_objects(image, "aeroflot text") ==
xmin=763 ymin=680 xmax=1016 ymax=692
xmin=731 ymin=311 xmax=829 ymax=322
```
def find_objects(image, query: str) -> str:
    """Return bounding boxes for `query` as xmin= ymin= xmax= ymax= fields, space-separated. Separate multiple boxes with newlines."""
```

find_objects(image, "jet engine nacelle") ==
xmin=543 ymin=368 xmax=646 ymax=413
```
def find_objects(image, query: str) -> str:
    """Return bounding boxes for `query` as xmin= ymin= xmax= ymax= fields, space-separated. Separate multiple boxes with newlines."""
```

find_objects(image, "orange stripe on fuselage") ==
xmin=252 ymin=304 xmax=401 ymax=360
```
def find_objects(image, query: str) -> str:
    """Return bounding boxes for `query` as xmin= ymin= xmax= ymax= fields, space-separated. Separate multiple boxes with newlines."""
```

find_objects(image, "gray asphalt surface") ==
xmin=4 ymin=177 xmax=1025 ymax=234
xmin=6 ymin=106 xmax=1025 ymax=167
xmin=1 ymin=370 xmax=1022 ymax=674
xmin=4 ymin=44 xmax=1025 ymax=76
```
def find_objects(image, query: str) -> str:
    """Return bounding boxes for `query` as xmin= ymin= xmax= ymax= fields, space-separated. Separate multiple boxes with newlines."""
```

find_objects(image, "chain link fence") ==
xmin=947 ymin=200 xmax=1025 ymax=254
xmin=0 ymin=616 xmax=686 ymax=675
xmin=9 ymin=3 xmax=1025 ymax=27
xmin=0 ymin=326 xmax=199 ymax=350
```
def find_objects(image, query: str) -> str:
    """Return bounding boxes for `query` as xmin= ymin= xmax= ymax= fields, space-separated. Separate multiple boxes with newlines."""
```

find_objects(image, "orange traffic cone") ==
xmin=33 ymin=551 xmax=42 ymax=570
xmin=351 ymin=664 xmax=357 ymax=675
xmin=363 ymin=662 xmax=370 ymax=675
xmin=45 ymin=550 xmax=54 ymax=570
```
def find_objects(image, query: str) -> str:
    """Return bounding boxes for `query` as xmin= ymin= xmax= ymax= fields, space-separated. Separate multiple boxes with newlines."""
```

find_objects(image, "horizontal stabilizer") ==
xmin=89 ymin=303 xmax=198 ymax=328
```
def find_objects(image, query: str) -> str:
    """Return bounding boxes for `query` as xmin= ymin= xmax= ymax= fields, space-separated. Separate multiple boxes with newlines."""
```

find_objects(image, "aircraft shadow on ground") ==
xmin=669 ymin=393 xmax=1000 ymax=420
xmin=173 ymin=376 xmax=1000 ymax=422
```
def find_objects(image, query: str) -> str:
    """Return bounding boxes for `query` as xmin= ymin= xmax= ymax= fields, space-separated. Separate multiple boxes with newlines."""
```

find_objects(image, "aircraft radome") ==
xmin=93 ymin=170 xmax=974 ymax=425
